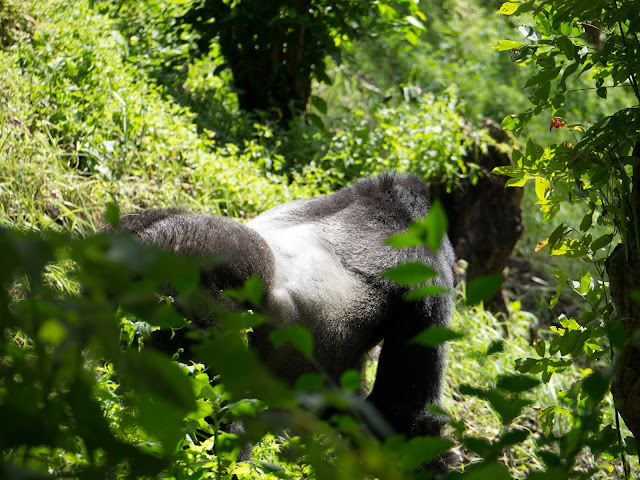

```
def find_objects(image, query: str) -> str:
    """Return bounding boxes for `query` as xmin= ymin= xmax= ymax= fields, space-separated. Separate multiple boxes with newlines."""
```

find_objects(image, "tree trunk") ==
xmin=606 ymin=245 xmax=640 ymax=454
xmin=220 ymin=16 xmax=311 ymax=126
xmin=432 ymin=119 xmax=524 ymax=315
xmin=185 ymin=0 xmax=314 ymax=127
xmin=605 ymin=142 xmax=640 ymax=456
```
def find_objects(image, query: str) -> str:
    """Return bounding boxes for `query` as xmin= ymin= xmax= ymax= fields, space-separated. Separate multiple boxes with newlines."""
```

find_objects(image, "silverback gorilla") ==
xmin=106 ymin=173 xmax=454 ymax=452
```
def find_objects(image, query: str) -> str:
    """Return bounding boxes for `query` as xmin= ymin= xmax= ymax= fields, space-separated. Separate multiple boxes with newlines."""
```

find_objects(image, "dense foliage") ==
xmin=176 ymin=0 xmax=426 ymax=124
xmin=0 ymin=226 xmax=457 ymax=479
xmin=493 ymin=0 xmax=640 ymax=475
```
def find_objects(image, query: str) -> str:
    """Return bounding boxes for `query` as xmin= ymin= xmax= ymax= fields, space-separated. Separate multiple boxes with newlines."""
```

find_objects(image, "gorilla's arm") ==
xmin=104 ymin=209 xmax=276 ymax=293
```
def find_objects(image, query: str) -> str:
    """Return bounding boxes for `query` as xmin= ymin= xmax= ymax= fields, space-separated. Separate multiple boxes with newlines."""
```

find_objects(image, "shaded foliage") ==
xmin=179 ymin=0 xmax=425 ymax=125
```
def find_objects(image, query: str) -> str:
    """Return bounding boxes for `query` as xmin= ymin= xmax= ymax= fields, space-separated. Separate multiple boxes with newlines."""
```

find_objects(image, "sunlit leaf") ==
xmin=383 ymin=262 xmax=437 ymax=286
xmin=491 ymin=39 xmax=524 ymax=51
xmin=405 ymin=15 xmax=425 ymax=30
xmin=535 ymin=238 xmax=549 ymax=252
xmin=498 ymin=2 xmax=519 ymax=15
xmin=404 ymin=285 xmax=449 ymax=301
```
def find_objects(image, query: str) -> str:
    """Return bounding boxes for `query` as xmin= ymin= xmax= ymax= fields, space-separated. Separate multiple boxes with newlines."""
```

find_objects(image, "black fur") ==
xmin=105 ymin=173 xmax=454 ymax=449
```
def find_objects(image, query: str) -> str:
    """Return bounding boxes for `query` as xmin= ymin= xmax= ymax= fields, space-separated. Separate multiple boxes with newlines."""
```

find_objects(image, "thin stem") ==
xmin=562 ymin=84 xmax=635 ymax=95
xmin=612 ymin=0 xmax=640 ymax=103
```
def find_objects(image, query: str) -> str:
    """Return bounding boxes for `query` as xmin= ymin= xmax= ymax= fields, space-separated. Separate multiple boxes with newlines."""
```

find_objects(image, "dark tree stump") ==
xmin=432 ymin=119 xmax=524 ymax=315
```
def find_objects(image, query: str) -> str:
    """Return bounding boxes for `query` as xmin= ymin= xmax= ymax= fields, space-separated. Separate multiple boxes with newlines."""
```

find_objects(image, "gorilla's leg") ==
xmin=366 ymin=298 xmax=451 ymax=472
xmin=367 ymin=325 xmax=445 ymax=436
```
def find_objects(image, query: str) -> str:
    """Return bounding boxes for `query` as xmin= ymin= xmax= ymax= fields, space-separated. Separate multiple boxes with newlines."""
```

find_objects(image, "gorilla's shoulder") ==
xmin=347 ymin=172 xmax=431 ymax=218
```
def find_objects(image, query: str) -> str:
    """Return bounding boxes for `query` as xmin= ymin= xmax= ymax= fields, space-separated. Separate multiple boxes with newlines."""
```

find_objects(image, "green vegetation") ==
xmin=1 ymin=0 xmax=638 ymax=478
xmin=493 ymin=0 xmax=640 ymax=475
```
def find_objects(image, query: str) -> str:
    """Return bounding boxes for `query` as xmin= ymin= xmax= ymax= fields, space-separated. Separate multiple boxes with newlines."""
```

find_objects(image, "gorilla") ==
xmin=105 ymin=173 xmax=454 ymax=450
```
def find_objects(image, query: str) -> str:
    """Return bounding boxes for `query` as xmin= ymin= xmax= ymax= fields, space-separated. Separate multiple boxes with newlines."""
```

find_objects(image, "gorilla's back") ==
xmin=246 ymin=173 xmax=453 ymax=380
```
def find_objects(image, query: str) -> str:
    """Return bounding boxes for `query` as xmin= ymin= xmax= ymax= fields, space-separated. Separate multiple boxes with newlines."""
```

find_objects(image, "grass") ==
xmin=444 ymin=299 xmax=638 ymax=478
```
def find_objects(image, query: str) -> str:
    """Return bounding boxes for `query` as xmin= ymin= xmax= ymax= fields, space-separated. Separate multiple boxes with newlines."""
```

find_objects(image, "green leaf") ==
xmin=492 ymin=165 xmax=520 ymax=176
xmin=516 ymin=357 xmax=544 ymax=374
xmin=502 ymin=114 xmax=521 ymax=131
xmin=227 ymin=398 xmax=260 ymax=417
xmin=383 ymin=262 xmax=437 ymax=286
xmin=487 ymin=340 xmax=505 ymax=356
xmin=270 ymin=324 xmax=314 ymax=357
xmin=506 ymin=177 xmax=529 ymax=187
xmin=38 ymin=319 xmax=68 ymax=346
xmin=498 ymin=2 xmax=519 ymax=15
xmin=286 ymin=324 xmax=313 ymax=357
xmin=385 ymin=230 xmax=423 ymax=248
xmin=550 ymin=284 xmax=562 ymax=308
xmin=491 ymin=39 xmax=524 ymax=51
xmin=310 ymin=96 xmax=327 ymax=115
xmin=258 ymin=461 xmax=285 ymax=472
xmin=397 ymin=436 xmax=453 ymax=472
xmin=551 ymin=238 xmax=588 ymax=258
xmin=238 ymin=275 xmax=264 ymax=305
xmin=124 ymin=350 xmax=197 ymax=413
xmin=412 ymin=326 xmax=464 ymax=347
xmin=582 ymin=372 xmax=609 ymax=404
xmin=466 ymin=274 xmax=504 ymax=305
xmin=307 ymin=113 xmax=325 ymax=130
xmin=527 ymin=467 xmax=569 ymax=480
xmin=558 ymin=62 xmax=579 ymax=91
xmin=404 ymin=285 xmax=449 ymax=301
xmin=405 ymin=30 xmax=420 ymax=46
xmin=457 ymin=461 xmax=511 ymax=480
xmin=497 ymin=429 xmax=530 ymax=447
xmin=578 ymin=270 xmax=591 ymax=294
xmin=607 ymin=319 xmax=627 ymax=350
xmin=579 ymin=212 xmax=592 ymax=232
xmin=496 ymin=374 xmax=541 ymax=393
xmin=548 ymin=223 xmax=566 ymax=249
xmin=424 ymin=200 xmax=448 ymax=251
xmin=559 ymin=22 xmax=573 ymax=36
xmin=556 ymin=36 xmax=574 ymax=59
xmin=104 ymin=202 xmax=121 ymax=228
xmin=295 ymin=373 xmax=325 ymax=391
xmin=535 ymin=11 xmax=551 ymax=36
xmin=463 ymin=437 xmax=491 ymax=456
xmin=590 ymin=233 xmax=614 ymax=251
xmin=535 ymin=81 xmax=550 ymax=104
xmin=534 ymin=176 xmax=550 ymax=201
xmin=340 ymin=370 xmax=361 ymax=392
xmin=624 ymin=436 xmax=637 ymax=456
